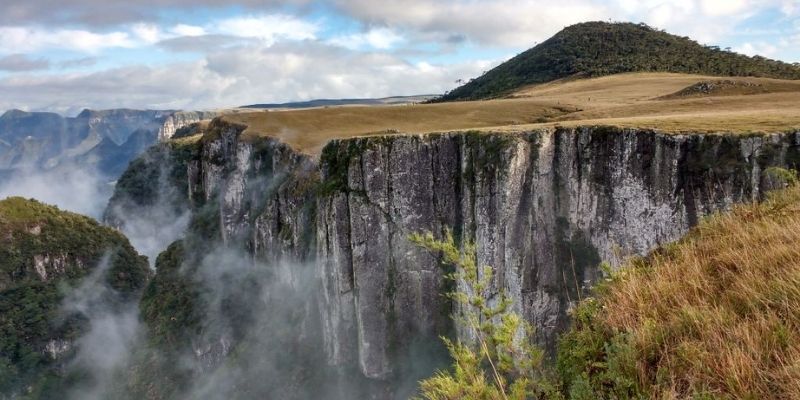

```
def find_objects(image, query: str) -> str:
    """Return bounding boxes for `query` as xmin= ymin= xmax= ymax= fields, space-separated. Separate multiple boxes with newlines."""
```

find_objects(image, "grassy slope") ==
xmin=220 ymin=72 xmax=800 ymax=154
xmin=558 ymin=182 xmax=800 ymax=399
xmin=439 ymin=21 xmax=800 ymax=102
xmin=0 ymin=197 xmax=149 ymax=397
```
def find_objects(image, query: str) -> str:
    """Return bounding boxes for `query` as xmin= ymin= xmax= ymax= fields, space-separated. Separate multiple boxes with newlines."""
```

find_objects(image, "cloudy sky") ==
xmin=0 ymin=0 xmax=798 ymax=114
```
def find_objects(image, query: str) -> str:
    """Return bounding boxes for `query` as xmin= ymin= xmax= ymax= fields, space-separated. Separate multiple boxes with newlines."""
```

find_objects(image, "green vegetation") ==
xmin=317 ymin=139 xmax=369 ymax=196
xmin=411 ymin=231 xmax=561 ymax=400
xmin=556 ymin=184 xmax=800 ymax=399
xmin=0 ymin=197 xmax=149 ymax=397
xmin=439 ymin=22 xmax=800 ymax=101
xmin=413 ymin=181 xmax=800 ymax=399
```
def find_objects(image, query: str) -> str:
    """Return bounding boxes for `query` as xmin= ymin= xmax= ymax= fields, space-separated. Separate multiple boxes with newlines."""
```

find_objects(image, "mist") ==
xmin=57 ymin=253 xmax=144 ymax=400
xmin=0 ymin=165 xmax=112 ymax=219
xmin=162 ymin=244 xmax=348 ymax=399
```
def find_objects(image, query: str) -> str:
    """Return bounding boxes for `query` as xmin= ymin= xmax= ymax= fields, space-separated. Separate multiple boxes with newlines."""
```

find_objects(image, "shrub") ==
xmin=410 ymin=230 xmax=562 ymax=400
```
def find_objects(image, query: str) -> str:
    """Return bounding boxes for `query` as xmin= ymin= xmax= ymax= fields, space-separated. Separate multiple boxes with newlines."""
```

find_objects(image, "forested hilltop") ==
xmin=438 ymin=21 xmax=800 ymax=101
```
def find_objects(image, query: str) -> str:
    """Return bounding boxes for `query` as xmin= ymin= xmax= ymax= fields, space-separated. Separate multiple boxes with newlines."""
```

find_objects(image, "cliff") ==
xmin=157 ymin=111 xmax=222 ymax=141
xmin=106 ymin=119 xmax=800 ymax=395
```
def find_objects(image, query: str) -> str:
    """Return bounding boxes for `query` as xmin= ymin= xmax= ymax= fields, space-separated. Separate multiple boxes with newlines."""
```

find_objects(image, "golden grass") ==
xmin=226 ymin=99 xmax=566 ymax=153
xmin=598 ymin=185 xmax=800 ymax=398
xmin=219 ymin=72 xmax=800 ymax=153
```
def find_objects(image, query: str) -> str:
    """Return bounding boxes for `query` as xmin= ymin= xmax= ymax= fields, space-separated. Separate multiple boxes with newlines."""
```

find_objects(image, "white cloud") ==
xmin=334 ymin=0 xmax=610 ymax=47
xmin=0 ymin=13 xmax=319 ymax=55
xmin=700 ymin=0 xmax=748 ymax=16
xmin=131 ymin=23 xmax=163 ymax=44
xmin=332 ymin=0 xmax=797 ymax=48
xmin=0 ymin=42 xmax=494 ymax=112
xmin=329 ymin=27 xmax=404 ymax=50
xmin=0 ymin=26 xmax=136 ymax=54
xmin=215 ymin=15 xmax=318 ymax=44
xmin=735 ymin=41 xmax=780 ymax=57
xmin=172 ymin=24 xmax=206 ymax=37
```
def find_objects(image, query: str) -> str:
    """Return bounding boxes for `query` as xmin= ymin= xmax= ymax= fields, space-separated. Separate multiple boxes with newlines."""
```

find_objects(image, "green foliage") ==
xmin=764 ymin=166 xmax=799 ymax=187
xmin=140 ymin=241 xmax=202 ymax=349
xmin=439 ymin=22 xmax=800 ymax=101
xmin=317 ymin=139 xmax=368 ymax=196
xmin=0 ymin=197 xmax=149 ymax=398
xmin=555 ymin=298 xmax=644 ymax=400
xmin=410 ymin=230 xmax=562 ymax=400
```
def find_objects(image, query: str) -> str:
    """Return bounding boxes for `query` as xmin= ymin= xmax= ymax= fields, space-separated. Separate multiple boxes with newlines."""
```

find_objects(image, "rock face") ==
xmin=315 ymin=128 xmax=800 ymax=379
xmin=108 ymin=121 xmax=800 ymax=392
xmin=157 ymin=110 xmax=222 ymax=141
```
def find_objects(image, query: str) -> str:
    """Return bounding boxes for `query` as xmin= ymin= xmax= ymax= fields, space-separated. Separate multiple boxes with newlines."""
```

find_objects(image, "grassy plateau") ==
xmin=219 ymin=72 xmax=800 ymax=154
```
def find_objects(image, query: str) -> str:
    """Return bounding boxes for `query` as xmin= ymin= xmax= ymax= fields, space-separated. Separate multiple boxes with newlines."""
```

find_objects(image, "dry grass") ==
xmin=598 ymin=185 xmax=800 ymax=399
xmin=219 ymin=72 xmax=800 ymax=153
xmin=226 ymin=98 xmax=566 ymax=153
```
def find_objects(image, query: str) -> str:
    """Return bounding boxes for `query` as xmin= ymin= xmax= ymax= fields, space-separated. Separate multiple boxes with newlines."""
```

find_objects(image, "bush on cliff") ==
xmin=411 ymin=231 xmax=562 ymax=400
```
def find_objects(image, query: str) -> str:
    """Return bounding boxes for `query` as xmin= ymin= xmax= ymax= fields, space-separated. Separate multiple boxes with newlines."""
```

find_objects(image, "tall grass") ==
xmin=559 ymin=185 xmax=800 ymax=399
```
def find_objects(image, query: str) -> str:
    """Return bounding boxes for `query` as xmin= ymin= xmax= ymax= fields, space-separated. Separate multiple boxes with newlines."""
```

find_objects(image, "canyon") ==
xmin=105 ymin=117 xmax=800 ymax=395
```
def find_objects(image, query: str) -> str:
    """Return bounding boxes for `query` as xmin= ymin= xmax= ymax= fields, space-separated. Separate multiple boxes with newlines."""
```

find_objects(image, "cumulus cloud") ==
xmin=0 ymin=0 xmax=312 ymax=26
xmin=0 ymin=0 xmax=797 ymax=111
xmin=0 ymin=26 xmax=136 ymax=54
xmin=215 ymin=15 xmax=319 ymax=43
xmin=329 ymin=27 xmax=404 ymax=50
xmin=332 ymin=0 xmax=610 ymax=47
xmin=0 ymin=53 xmax=49 ymax=71
xmin=735 ymin=41 xmax=781 ymax=57
xmin=0 ymin=13 xmax=317 ymax=55
xmin=329 ymin=0 xmax=800 ymax=49
xmin=0 ymin=42 xmax=493 ymax=112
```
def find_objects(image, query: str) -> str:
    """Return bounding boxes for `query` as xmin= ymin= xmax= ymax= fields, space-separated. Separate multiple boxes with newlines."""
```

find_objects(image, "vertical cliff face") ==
xmin=315 ymin=128 xmax=800 ymax=379
xmin=107 ymin=123 xmax=800 ymax=392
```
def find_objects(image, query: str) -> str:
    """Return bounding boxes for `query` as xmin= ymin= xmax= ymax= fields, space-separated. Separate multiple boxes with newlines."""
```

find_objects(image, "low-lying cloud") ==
xmin=59 ymin=253 xmax=143 ymax=400
xmin=0 ymin=166 xmax=112 ymax=219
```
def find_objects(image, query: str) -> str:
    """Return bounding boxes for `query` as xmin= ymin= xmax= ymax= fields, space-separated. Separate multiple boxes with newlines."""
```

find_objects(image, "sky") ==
xmin=0 ymin=0 xmax=798 ymax=114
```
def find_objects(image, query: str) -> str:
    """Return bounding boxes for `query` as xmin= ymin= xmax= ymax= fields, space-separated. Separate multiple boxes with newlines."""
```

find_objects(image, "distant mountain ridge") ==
xmin=241 ymin=94 xmax=437 ymax=109
xmin=0 ymin=108 xmax=220 ymax=181
xmin=438 ymin=21 xmax=800 ymax=102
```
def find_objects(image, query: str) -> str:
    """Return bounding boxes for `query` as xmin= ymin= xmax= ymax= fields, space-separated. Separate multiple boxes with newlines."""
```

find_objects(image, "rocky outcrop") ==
xmin=109 ymin=123 xmax=800 ymax=391
xmin=157 ymin=110 xmax=222 ymax=141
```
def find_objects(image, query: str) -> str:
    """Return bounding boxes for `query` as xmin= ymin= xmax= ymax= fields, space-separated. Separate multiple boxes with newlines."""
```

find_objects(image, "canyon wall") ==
xmin=107 ymin=119 xmax=800 ymax=392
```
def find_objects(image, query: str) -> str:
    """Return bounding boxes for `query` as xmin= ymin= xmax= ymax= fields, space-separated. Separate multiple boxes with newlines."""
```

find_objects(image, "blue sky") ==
xmin=0 ymin=0 xmax=798 ymax=114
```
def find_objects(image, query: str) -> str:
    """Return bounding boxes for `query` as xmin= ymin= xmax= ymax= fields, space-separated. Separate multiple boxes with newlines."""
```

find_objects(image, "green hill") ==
xmin=438 ymin=21 xmax=800 ymax=102
xmin=0 ymin=197 xmax=149 ymax=398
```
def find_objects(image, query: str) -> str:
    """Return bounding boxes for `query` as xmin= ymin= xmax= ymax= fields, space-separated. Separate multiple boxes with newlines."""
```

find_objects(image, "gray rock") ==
xmin=108 ymin=122 xmax=800 ymax=388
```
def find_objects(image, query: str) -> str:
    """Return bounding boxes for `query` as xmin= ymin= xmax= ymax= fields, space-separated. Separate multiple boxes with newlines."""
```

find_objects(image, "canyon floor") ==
xmin=221 ymin=72 xmax=800 ymax=154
